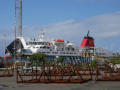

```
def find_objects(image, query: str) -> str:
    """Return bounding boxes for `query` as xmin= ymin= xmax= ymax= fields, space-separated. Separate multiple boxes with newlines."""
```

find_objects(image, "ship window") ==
xmin=68 ymin=48 xmax=70 ymax=51
xmin=70 ymin=52 xmax=73 ymax=54
xmin=26 ymin=42 xmax=29 ymax=45
xmin=76 ymin=57 xmax=78 ymax=59
xmin=47 ymin=47 xmax=49 ymax=49
xmin=72 ymin=48 xmax=74 ymax=51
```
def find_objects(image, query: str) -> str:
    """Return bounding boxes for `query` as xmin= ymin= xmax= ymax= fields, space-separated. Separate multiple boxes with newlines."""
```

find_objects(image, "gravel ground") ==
xmin=0 ymin=76 xmax=120 ymax=90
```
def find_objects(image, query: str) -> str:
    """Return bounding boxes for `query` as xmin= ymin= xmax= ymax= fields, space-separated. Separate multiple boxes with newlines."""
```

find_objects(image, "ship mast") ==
xmin=14 ymin=0 xmax=22 ymax=53
xmin=14 ymin=0 xmax=22 ymax=55
xmin=15 ymin=0 xmax=22 ymax=37
xmin=14 ymin=0 xmax=23 ymax=73
xmin=39 ymin=30 xmax=45 ymax=41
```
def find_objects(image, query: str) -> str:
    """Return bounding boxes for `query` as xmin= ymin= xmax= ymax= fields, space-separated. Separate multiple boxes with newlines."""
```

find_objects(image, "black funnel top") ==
xmin=84 ymin=30 xmax=94 ymax=39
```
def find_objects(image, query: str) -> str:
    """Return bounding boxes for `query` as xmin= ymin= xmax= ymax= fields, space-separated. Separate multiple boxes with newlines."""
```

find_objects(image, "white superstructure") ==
xmin=17 ymin=32 xmax=82 ymax=57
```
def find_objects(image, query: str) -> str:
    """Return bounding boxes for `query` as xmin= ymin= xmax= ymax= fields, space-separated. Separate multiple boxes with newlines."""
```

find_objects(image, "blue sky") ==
xmin=0 ymin=0 xmax=120 ymax=56
xmin=1 ymin=0 xmax=120 ymax=27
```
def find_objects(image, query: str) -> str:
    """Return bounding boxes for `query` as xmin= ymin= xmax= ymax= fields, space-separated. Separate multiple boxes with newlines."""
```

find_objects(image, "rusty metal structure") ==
xmin=16 ymin=62 xmax=99 ymax=83
xmin=0 ymin=60 xmax=14 ymax=77
xmin=96 ymin=64 xmax=120 ymax=81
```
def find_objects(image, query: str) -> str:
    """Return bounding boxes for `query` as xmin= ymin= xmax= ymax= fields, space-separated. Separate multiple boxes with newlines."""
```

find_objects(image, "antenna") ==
xmin=39 ymin=29 xmax=45 ymax=41
xmin=87 ymin=30 xmax=90 ymax=37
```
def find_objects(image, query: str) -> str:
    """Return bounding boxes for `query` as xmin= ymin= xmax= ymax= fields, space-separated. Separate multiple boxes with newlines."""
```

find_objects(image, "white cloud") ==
xmin=13 ymin=12 xmax=120 ymax=42
xmin=44 ymin=12 xmax=120 ymax=40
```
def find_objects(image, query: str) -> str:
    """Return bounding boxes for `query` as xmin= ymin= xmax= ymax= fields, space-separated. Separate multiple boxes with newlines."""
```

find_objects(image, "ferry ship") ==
xmin=5 ymin=31 xmax=95 ymax=63
xmin=5 ymin=31 xmax=117 ymax=63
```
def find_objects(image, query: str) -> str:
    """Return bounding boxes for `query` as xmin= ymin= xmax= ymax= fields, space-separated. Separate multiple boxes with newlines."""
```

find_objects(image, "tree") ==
xmin=30 ymin=53 xmax=47 ymax=79
xmin=91 ymin=60 xmax=97 ymax=69
xmin=57 ymin=57 xmax=64 ymax=65
xmin=30 ymin=53 xmax=47 ymax=66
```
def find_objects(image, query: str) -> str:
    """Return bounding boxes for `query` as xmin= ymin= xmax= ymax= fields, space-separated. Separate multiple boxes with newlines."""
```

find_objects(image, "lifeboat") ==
xmin=55 ymin=39 xmax=64 ymax=42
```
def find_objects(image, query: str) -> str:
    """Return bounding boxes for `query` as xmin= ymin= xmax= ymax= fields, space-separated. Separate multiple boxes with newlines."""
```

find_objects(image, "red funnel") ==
xmin=80 ymin=31 xmax=95 ymax=48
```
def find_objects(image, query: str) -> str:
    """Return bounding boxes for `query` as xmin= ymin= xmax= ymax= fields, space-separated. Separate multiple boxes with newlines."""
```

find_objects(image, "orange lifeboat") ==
xmin=55 ymin=39 xmax=64 ymax=42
